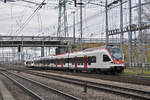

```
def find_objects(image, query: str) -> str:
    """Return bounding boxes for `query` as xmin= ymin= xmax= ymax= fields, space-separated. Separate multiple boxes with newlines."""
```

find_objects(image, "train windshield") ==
xmin=108 ymin=48 xmax=122 ymax=60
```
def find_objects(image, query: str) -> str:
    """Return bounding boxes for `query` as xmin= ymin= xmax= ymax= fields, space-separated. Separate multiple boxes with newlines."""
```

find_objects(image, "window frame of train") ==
xmin=54 ymin=59 xmax=57 ymax=64
xmin=71 ymin=58 xmax=74 ymax=65
xmin=57 ymin=59 xmax=61 ymax=65
xmin=103 ymin=54 xmax=111 ymax=62
xmin=36 ymin=60 xmax=40 ymax=64
xmin=60 ymin=59 xmax=63 ymax=65
xmin=91 ymin=56 xmax=96 ymax=63
xmin=88 ymin=56 xmax=92 ymax=65
xmin=43 ymin=59 xmax=46 ymax=65
xmin=68 ymin=58 xmax=74 ymax=65
xmin=64 ymin=58 xmax=68 ymax=64
xmin=45 ymin=59 xmax=50 ymax=65
xmin=50 ymin=59 xmax=53 ymax=64
xmin=63 ymin=59 xmax=66 ymax=65
xmin=78 ymin=57 xmax=84 ymax=65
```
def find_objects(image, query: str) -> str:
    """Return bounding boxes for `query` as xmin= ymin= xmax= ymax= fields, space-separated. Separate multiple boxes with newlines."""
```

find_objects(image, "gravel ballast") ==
xmin=14 ymin=71 xmax=135 ymax=100
xmin=0 ymin=73 xmax=35 ymax=100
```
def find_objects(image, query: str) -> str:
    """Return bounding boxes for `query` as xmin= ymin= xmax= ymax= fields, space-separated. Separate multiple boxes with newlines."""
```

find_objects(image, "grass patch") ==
xmin=124 ymin=68 xmax=150 ymax=76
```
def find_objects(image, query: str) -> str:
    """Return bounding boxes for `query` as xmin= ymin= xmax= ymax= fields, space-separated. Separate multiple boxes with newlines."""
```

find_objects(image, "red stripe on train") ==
xmin=74 ymin=57 xmax=78 ymax=68
xmin=61 ymin=59 xmax=63 ymax=68
xmin=84 ymin=56 xmax=88 ymax=68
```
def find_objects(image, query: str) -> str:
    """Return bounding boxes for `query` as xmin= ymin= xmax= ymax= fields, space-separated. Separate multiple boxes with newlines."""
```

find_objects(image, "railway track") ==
xmin=24 ymin=70 xmax=150 ymax=100
xmin=0 ymin=71 xmax=81 ymax=100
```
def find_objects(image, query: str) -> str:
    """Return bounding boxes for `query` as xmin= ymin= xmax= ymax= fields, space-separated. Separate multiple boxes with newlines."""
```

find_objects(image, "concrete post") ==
xmin=18 ymin=45 xmax=21 ymax=64
xmin=41 ymin=46 xmax=44 ymax=57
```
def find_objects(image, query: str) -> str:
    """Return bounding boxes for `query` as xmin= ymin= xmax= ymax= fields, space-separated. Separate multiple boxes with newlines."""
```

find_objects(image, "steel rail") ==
xmin=4 ymin=71 xmax=81 ymax=100
xmin=25 ymin=70 xmax=150 ymax=100
xmin=0 ymin=71 xmax=44 ymax=100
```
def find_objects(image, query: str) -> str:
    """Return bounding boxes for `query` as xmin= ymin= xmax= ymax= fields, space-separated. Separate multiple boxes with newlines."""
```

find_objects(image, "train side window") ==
xmin=40 ymin=60 xmax=43 ymax=64
xmin=47 ymin=60 xmax=50 ymax=64
xmin=81 ymin=57 xmax=84 ymax=65
xmin=50 ymin=59 xmax=54 ymax=64
xmin=44 ymin=59 xmax=46 ymax=64
xmin=88 ymin=56 xmax=92 ymax=65
xmin=38 ymin=60 xmax=40 ymax=64
xmin=54 ymin=60 xmax=56 ymax=64
xmin=103 ymin=55 xmax=111 ymax=62
xmin=69 ymin=58 xmax=71 ymax=64
xmin=77 ymin=57 xmax=83 ymax=65
xmin=92 ymin=56 xmax=96 ymax=63
xmin=64 ymin=58 xmax=67 ymax=63
xmin=63 ymin=59 xmax=65 ymax=65
xmin=45 ymin=59 xmax=48 ymax=64
xmin=72 ymin=58 xmax=74 ymax=65
xmin=58 ymin=59 xmax=61 ymax=65
xmin=78 ymin=57 xmax=80 ymax=65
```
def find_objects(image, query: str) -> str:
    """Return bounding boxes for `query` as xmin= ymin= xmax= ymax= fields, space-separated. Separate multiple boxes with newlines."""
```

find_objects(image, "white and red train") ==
xmin=25 ymin=45 xmax=125 ymax=74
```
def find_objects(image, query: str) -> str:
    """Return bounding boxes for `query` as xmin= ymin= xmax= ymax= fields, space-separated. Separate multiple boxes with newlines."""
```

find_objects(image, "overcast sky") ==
xmin=0 ymin=0 xmax=145 ymax=38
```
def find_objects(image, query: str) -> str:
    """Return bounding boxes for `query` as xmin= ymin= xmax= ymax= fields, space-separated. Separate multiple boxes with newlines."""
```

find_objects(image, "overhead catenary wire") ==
xmin=9 ymin=5 xmax=29 ymax=36
xmin=14 ymin=0 xmax=46 ymax=36
xmin=37 ymin=12 xmax=43 ymax=33
xmin=60 ymin=0 xmax=129 ymax=34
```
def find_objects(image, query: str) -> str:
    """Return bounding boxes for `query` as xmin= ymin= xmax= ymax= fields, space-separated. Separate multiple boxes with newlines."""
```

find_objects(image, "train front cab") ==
xmin=98 ymin=53 xmax=124 ymax=74
xmin=105 ymin=47 xmax=124 ymax=73
xmin=25 ymin=61 xmax=34 ymax=68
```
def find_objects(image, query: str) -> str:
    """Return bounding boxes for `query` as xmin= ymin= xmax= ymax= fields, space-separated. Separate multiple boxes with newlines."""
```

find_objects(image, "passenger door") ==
xmin=102 ymin=54 xmax=111 ymax=68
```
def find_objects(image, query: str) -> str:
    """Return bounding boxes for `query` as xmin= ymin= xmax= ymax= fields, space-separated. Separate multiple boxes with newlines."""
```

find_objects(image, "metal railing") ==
xmin=0 ymin=35 xmax=126 ymax=43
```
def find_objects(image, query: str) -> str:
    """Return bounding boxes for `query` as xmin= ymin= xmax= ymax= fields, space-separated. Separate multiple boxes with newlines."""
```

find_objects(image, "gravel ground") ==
xmin=0 ymin=73 xmax=35 ymax=100
xmin=7 ymin=72 xmax=70 ymax=100
xmin=13 ymin=71 xmax=134 ymax=100
xmin=36 ymin=71 xmax=150 ymax=92
xmin=38 ymin=70 xmax=150 ymax=86
xmin=2 ymin=64 xmax=150 ymax=86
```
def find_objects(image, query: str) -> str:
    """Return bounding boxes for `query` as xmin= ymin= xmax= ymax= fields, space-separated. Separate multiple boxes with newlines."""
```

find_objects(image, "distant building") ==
xmin=144 ymin=32 xmax=150 ymax=43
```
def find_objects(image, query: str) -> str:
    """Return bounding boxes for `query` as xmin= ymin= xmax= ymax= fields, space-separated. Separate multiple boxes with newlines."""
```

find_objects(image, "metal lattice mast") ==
xmin=80 ymin=0 xmax=83 ymax=49
xmin=64 ymin=0 xmax=68 ymax=38
xmin=57 ymin=0 xmax=68 ymax=39
xmin=138 ymin=0 xmax=143 ymax=67
xmin=120 ymin=0 xmax=123 ymax=52
xmin=128 ymin=0 xmax=133 ymax=66
xmin=57 ymin=2 xmax=62 ymax=38
xmin=105 ymin=0 xmax=109 ymax=46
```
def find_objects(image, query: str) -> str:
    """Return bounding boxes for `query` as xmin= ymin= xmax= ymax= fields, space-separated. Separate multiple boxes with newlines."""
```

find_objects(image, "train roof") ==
xmin=27 ymin=45 xmax=120 ymax=61
xmin=82 ymin=45 xmax=118 ymax=52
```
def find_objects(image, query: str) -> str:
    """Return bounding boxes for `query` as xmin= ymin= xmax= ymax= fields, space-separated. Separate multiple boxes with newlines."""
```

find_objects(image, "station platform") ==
xmin=0 ymin=80 xmax=15 ymax=100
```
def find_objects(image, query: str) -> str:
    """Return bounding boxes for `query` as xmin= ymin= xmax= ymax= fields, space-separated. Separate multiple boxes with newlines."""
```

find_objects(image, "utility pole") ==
xmin=138 ymin=0 xmax=143 ymax=67
xmin=57 ymin=0 xmax=68 ymax=39
xmin=128 ymin=0 xmax=132 ymax=67
xmin=64 ymin=0 xmax=68 ymax=38
xmin=80 ymin=0 xmax=83 ymax=50
xmin=120 ymin=0 xmax=123 ymax=52
xmin=105 ymin=0 xmax=109 ymax=46
xmin=57 ymin=3 xmax=62 ymax=38
xmin=134 ymin=31 xmax=137 ymax=67
xmin=72 ymin=11 xmax=76 ymax=44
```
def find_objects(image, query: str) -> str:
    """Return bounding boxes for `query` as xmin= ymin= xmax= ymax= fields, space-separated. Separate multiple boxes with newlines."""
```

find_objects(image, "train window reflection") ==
xmin=103 ymin=55 xmax=111 ymax=62
xmin=88 ymin=56 xmax=92 ymax=65
xmin=92 ymin=56 xmax=96 ymax=63
xmin=108 ymin=48 xmax=122 ymax=60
